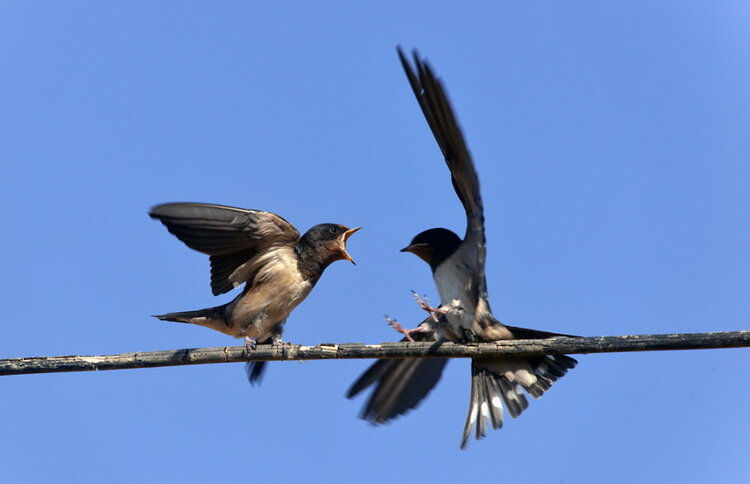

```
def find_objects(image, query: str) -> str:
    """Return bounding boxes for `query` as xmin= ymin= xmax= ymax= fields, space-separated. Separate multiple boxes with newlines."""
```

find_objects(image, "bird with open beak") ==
xmin=150 ymin=202 xmax=360 ymax=384
xmin=348 ymin=48 xmax=576 ymax=448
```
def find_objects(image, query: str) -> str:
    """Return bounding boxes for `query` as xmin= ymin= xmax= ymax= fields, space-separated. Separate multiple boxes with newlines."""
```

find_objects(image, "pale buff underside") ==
xmin=191 ymin=245 xmax=313 ymax=340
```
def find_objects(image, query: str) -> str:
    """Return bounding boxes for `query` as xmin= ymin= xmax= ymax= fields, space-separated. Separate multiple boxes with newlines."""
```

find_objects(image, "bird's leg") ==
xmin=385 ymin=315 xmax=424 ymax=342
xmin=271 ymin=334 xmax=292 ymax=346
xmin=270 ymin=323 xmax=290 ymax=346
xmin=243 ymin=337 xmax=257 ymax=353
xmin=411 ymin=290 xmax=450 ymax=323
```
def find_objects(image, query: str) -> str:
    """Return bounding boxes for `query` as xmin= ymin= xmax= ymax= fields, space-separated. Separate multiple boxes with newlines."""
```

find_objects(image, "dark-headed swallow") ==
xmin=150 ymin=202 xmax=360 ymax=384
xmin=348 ymin=48 xmax=576 ymax=448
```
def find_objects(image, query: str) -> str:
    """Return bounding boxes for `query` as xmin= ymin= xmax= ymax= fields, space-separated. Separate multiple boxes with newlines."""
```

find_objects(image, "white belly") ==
xmin=433 ymin=256 xmax=476 ymax=332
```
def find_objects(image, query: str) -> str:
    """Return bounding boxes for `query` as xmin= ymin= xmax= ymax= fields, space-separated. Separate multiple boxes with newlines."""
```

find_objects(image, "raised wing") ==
xmin=398 ymin=47 xmax=489 ymax=300
xmin=149 ymin=202 xmax=300 ymax=295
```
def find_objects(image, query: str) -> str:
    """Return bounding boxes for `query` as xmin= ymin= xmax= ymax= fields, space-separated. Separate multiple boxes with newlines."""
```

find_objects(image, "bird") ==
xmin=150 ymin=202 xmax=360 ymax=384
xmin=347 ymin=48 xmax=577 ymax=448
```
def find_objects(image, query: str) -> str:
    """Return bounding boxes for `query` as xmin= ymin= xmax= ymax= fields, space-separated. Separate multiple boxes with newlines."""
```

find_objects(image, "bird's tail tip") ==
xmin=151 ymin=312 xmax=191 ymax=323
xmin=460 ymin=354 xmax=577 ymax=449
xmin=150 ymin=308 xmax=216 ymax=324
xmin=245 ymin=361 xmax=267 ymax=386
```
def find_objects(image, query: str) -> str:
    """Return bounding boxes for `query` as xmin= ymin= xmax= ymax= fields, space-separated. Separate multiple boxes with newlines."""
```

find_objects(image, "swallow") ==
xmin=150 ymin=202 xmax=360 ymax=384
xmin=348 ymin=48 xmax=576 ymax=448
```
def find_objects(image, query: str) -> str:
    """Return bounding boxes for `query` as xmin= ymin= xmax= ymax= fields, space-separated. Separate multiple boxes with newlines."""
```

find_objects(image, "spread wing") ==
xmin=347 ymin=317 xmax=448 ymax=423
xmin=398 ymin=47 xmax=489 ymax=300
xmin=149 ymin=202 xmax=300 ymax=295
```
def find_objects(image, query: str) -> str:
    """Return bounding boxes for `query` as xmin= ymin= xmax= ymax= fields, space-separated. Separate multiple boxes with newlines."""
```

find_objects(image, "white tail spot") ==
xmin=469 ymin=405 xmax=478 ymax=425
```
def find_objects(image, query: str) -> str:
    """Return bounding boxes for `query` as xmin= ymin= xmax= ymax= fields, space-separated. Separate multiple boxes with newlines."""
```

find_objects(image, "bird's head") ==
xmin=302 ymin=223 xmax=361 ymax=266
xmin=401 ymin=228 xmax=461 ymax=269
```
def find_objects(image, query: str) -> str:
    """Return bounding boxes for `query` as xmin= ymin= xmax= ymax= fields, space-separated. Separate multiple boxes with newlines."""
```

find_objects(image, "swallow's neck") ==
xmin=428 ymin=238 xmax=462 ymax=273
xmin=294 ymin=241 xmax=328 ymax=285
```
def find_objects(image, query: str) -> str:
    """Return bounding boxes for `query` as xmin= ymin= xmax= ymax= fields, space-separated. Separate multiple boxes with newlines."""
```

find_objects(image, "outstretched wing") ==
xmin=347 ymin=317 xmax=448 ymax=423
xmin=398 ymin=46 xmax=488 ymax=300
xmin=149 ymin=202 xmax=300 ymax=295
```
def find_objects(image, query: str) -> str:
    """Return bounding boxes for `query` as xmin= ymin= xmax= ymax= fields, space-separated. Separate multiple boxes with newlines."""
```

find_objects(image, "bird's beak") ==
xmin=340 ymin=227 xmax=361 ymax=265
xmin=400 ymin=242 xmax=431 ymax=263
xmin=400 ymin=242 xmax=426 ymax=253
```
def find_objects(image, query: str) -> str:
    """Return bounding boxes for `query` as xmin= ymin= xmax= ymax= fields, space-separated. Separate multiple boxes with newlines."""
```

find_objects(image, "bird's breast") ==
xmin=229 ymin=252 xmax=314 ymax=338
xmin=433 ymin=255 xmax=476 ymax=332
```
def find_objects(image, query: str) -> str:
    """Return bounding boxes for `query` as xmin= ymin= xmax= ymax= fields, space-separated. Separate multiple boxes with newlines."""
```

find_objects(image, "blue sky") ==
xmin=1 ymin=2 xmax=749 ymax=483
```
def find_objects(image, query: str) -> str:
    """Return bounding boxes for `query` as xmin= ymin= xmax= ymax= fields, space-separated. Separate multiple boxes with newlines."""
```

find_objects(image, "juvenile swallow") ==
xmin=150 ymin=202 xmax=359 ymax=384
xmin=348 ymin=48 xmax=576 ymax=448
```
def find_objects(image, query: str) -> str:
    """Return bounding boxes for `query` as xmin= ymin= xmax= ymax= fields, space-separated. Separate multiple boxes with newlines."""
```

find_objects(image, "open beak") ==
xmin=340 ymin=227 xmax=362 ymax=265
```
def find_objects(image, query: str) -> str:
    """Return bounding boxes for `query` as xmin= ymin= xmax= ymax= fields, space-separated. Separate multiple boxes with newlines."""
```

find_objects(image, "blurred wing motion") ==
xmin=347 ymin=317 xmax=448 ymax=423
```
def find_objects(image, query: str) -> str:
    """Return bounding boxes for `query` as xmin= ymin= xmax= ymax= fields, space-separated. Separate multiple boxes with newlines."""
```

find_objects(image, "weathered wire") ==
xmin=1 ymin=330 xmax=748 ymax=376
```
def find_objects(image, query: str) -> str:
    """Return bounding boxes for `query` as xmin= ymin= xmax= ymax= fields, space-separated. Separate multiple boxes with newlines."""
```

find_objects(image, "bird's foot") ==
xmin=385 ymin=315 xmax=422 ymax=342
xmin=271 ymin=335 xmax=291 ymax=346
xmin=244 ymin=337 xmax=257 ymax=354
xmin=411 ymin=290 xmax=449 ymax=322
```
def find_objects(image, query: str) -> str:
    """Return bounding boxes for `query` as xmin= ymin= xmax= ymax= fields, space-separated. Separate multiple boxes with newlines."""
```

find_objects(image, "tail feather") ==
xmin=152 ymin=304 xmax=236 ymax=339
xmin=462 ymin=370 xmax=481 ymax=447
xmin=246 ymin=360 xmax=268 ymax=386
xmin=484 ymin=372 xmax=504 ymax=429
xmin=476 ymin=370 xmax=491 ymax=440
xmin=460 ymin=354 xmax=577 ymax=449
xmin=496 ymin=367 xmax=528 ymax=417
xmin=153 ymin=309 xmax=211 ymax=324
xmin=505 ymin=325 xmax=579 ymax=339
xmin=154 ymin=305 xmax=275 ymax=386
xmin=153 ymin=305 xmax=228 ymax=325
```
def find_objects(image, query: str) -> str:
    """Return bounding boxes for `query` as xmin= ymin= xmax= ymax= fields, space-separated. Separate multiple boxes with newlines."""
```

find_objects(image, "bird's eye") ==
xmin=329 ymin=226 xmax=339 ymax=234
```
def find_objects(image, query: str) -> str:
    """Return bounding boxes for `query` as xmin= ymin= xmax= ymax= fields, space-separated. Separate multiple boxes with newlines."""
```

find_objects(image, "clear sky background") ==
xmin=1 ymin=2 xmax=749 ymax=483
